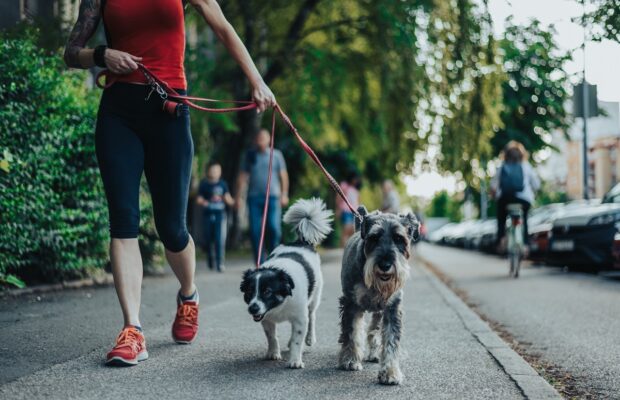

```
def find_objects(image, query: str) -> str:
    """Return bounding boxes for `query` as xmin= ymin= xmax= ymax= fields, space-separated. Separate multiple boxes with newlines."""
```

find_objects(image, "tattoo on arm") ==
xmin=63 ymin=0 xmax=102 ymax=68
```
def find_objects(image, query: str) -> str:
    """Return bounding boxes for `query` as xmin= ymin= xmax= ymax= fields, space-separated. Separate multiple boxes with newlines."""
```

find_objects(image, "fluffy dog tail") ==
xmin=283 ymin=198 xmax=333 ymax=246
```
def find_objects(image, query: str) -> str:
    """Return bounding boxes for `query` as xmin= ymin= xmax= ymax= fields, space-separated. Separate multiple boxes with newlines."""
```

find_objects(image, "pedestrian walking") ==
xmin=197 ymin=162 xmax=234 ymax=272
xmin=63 ymin=0 xmax=276 ymax=366
xmin=381 ymin=179 xmax=401 ymax=214
xmin=337 ymin=172 xmax=361 ymax=247
xmin=490 ymin=141 xmax=540 ymax=249
xmin=235 ymin=129 xmax=289 ymax=263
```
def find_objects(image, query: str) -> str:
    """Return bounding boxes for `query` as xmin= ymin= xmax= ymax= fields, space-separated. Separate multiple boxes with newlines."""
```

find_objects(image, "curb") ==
xmin=419 ymin=261 xmax=562 ymax=400
xmin=0 ymin=274 xmax=114 ymax=298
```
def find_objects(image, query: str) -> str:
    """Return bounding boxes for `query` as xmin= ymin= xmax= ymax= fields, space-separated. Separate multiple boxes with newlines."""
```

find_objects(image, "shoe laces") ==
xmin=176 ymin=302 xmax=198 ymax=326
xmin=115 ymin=327 xmax=142 ymax=352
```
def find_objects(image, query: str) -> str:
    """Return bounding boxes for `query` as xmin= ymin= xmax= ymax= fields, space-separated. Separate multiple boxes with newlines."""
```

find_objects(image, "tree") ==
xmin=426 ymin=190 xmax=462 ymax=222
xmin=430 ymin=0 xmax=504 ymax=185
xmin=491 ymin=20 xmax=572 ymax=157
xmin=185 ymin=0 xmax=500 ymax=194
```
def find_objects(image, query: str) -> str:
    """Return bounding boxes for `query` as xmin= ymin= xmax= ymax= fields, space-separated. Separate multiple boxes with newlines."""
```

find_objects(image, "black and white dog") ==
xmin=240 ymin=198 xmax=333 ymax=369
xmin=338 ymin=206 xmax=419 ymax=385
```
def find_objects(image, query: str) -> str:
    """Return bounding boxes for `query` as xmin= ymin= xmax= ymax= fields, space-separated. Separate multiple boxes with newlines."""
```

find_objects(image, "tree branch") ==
xmin=298 ymin=17 xmax=369 ymax=40
xmin=263 ymin=0 xmax=322 ymax=84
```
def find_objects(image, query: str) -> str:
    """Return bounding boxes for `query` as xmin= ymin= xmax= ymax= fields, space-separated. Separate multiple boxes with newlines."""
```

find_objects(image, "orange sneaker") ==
xmin=105 ymin=326 xmax=148 ymax=366
xmin=172 ymin=292 xmax=199 ymax=344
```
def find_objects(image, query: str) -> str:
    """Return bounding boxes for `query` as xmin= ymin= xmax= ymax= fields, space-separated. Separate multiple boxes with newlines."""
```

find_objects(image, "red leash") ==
xmin=97 ymin=65 xmax=362 ymax=266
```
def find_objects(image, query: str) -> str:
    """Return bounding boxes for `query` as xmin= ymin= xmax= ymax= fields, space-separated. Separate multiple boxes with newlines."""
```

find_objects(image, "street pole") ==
xmin=581 ymin=1 xmax=589 ymax=200
xmin=480 ymin=179 xmax=488 ymax=220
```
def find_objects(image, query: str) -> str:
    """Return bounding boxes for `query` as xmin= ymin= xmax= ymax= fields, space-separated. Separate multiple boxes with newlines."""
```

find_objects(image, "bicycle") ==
xmin=506 ymin=203 xmax=526 ymax=278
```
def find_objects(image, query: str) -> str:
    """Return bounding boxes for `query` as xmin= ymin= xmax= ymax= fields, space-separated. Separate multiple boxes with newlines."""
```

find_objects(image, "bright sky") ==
xmin=406 ymin=0 xmax=620 ymax=199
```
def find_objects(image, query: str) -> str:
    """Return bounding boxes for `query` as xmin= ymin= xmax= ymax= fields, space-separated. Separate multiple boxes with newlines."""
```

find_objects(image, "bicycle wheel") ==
xmin=510 ymin=252 xmax=520 ymax=278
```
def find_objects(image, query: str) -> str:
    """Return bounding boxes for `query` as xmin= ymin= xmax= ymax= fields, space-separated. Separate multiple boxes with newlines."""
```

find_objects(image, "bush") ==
xmin=0 ymin=33 xmax=108 ymax=284
xmin=0 ymin=32 xmax=163 ymax=285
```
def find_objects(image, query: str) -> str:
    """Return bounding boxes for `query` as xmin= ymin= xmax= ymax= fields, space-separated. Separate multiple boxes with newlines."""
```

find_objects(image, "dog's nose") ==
xmin=248 ymin=303 xmax=260 ymax=315
xmin=378 ymin=262 xmax=393 ymax=272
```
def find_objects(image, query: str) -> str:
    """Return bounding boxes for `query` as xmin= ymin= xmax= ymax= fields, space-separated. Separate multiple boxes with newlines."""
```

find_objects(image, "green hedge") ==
xmin=0 ymin=33 xmax=161 ymax=286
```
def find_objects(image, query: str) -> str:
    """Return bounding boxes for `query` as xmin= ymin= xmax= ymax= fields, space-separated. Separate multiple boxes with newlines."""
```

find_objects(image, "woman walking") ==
xmin=64 ymin=0 xmax=275 ymax=366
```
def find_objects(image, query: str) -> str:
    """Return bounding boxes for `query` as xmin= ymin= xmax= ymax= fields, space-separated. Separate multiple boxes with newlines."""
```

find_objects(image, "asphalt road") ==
xmin=418 ymin=242 xmax=620 ymax=399
xmin=0 ymin=249 xmax=547 ymax=400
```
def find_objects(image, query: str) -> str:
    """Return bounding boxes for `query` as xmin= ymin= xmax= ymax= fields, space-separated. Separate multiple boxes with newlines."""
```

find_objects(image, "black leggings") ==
xmin=496 ymin=196 xmax=530 ymax=245
xmin=95 ymin=83 xmax=193 ymax=252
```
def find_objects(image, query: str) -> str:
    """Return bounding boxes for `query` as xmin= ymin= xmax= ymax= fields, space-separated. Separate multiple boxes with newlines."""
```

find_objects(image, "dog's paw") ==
xmin=338 ymin=360 xmax=363 ymax=371
xmin=364 ymin=355 xmax=380 ymax=363
xmin=378 ymin=367 xmax=402 ymax=385
xmin=265 ymin=351 xmax=282 ymax=361
xmin=287 ymin=359 xmax=305 ymax=369
xmin=305 ymin=334 xmax=316 ymax=347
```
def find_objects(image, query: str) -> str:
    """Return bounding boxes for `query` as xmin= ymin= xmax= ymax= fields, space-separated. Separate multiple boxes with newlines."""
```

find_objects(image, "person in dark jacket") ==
xmin=197 ymin=162 xmax=234 ymax=272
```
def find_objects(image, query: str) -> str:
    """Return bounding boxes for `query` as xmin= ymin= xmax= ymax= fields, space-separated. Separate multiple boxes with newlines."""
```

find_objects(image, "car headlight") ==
xmin=588 ymin=213 xmax=620 ymax=226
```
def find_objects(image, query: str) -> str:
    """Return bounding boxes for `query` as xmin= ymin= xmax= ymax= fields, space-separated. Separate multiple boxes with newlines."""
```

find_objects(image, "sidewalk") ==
xmin=0 ymin=250 xmax=559 ymax=399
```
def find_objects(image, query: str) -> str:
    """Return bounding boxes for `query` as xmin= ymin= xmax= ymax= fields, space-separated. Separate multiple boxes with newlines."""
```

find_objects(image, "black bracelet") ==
xmin=93 ymin=45 xmax=108 ymax=68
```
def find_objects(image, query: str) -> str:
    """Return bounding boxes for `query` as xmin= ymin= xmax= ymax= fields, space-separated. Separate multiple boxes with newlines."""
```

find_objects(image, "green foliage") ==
xmin=432 ymin=0 xmax=504 ymax=184
xmin=492 ymin=20 xmax=571 ymax=156
xmin=536 ymin=183 xmax=569 ymax=206
xmin=0 ymin=32 xmax=108 ymax=283
xmin=426 ymin=190 xmax=462 ymax=222
xmin=582 ymin=0 xmax=620 ymax=42
xmin=184 ymin=0 xmax=497 ymax=201
xmin=0 ymin=273 xmax=26 ymax=289
xmin=0 ymin=32 xmax=162 ymax=284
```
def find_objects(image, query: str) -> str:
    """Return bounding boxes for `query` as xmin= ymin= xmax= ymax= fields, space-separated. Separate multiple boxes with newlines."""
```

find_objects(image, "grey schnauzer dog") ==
xmin=338 ymin=206 xmax=419 ymax=385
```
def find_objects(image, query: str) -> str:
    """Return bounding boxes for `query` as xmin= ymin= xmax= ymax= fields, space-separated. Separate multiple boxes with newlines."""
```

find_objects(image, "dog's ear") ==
xmin=278 ymin=270 xmax=295 ymax=297
xmin=399 ymin=213 xmax=420 ymax=242
xmin=240 ymin=268 xmax=255 ymax=293
xmin=360 ymin=211 xmax=380 ymax=239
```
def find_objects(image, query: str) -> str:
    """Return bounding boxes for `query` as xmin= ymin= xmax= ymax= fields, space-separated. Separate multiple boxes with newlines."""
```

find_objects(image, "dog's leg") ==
xmin=306 ymin=284 xmax=321 ymax=347
xmin=262 ymin=320 xmax=281 ymax=361
xmin=306 ymin=308 xmax=316 ymax=347
xmin=365 ymin=311 xmax=382 ymax=362
xmin=337 ymin=296 xmax=364 ymax=371
xmin=378 ymin=296 xmax=403 ymax=385
xmin=287 ymin=315 xmax=308 ymax=369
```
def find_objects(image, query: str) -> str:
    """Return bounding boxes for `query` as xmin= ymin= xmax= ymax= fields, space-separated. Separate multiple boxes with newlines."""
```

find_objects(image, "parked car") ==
xmin=466 ymin=219 xmax=495 ymax=251
xmin=444 ymin=220 xmax=480 ymax=247
xmin=612 ymin=229 xmax=620 ymax=271
xmin=527 ymin=202 xmax=591 ymax=262
xmin=428 ymin=223 xmax=458 ymax=244
xmin=547 ymin=185 xmax=620 ymax=270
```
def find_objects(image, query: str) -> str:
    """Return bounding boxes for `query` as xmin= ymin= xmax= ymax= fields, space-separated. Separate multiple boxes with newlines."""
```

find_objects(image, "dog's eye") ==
xmin=263 ymin=288 xmax=272 ymax=296
xmin=393 ymin=235 xmax=406 ymax=245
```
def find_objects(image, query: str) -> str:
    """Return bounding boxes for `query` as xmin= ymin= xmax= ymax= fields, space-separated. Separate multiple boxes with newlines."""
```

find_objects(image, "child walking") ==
xmin=196 ymin=162 xmax=234 ymax=272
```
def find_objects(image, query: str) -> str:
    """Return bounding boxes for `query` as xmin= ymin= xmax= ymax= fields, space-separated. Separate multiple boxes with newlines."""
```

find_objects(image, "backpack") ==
xmin=500 ymin=163 xmax=525 ymax=196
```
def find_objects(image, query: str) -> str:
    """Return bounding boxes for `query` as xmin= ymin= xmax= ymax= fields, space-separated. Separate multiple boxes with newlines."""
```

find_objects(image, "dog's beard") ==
xmin=363 ymin=253 xmax=410 ymax=300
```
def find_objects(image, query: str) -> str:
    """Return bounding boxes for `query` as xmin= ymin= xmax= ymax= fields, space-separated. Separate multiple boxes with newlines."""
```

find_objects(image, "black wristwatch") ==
xmin=93 ymin=45 xmax=108 ymax=68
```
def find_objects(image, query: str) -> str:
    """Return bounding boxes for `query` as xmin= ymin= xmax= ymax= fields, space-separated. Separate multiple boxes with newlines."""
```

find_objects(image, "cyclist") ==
xmin=490 ymin=141 xmax=540 ymax=252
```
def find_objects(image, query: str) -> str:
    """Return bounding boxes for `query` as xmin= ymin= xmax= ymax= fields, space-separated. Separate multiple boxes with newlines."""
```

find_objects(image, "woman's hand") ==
xmin=251 ymin=80 xmax=276 ymax=113
xmin=104 ymin=49 xmax=142 ymax=74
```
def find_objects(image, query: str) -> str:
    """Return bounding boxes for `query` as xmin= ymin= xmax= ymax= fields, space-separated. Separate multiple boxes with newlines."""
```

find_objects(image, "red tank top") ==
xmin=103 ymin=0 xmax=186 ymax=89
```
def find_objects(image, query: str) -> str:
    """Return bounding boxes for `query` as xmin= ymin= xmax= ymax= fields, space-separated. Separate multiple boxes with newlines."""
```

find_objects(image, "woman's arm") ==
xmin=188 ymin=0 xmax=276 ymax=113
xmin=64 ymin=0 xmax=142 ymax=73
xmin=63 ymin=0 xmax=101 ymax=68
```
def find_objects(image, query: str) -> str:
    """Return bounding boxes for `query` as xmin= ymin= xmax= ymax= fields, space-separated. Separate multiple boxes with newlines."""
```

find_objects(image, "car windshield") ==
xmin=602 ymin=184 xmax=620 ymax=204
